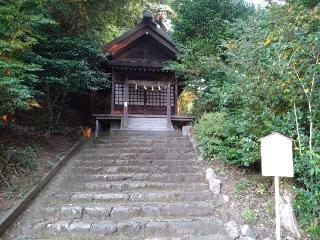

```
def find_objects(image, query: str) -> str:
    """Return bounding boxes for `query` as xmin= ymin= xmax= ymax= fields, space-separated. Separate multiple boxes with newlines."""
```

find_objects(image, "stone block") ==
xmin=208 ymin=178 xmax=221 ymax=194
xmin=91 ymin=220 xmax=117 ymax=235
xmin=182 ymin=126 xmax=192 ymax=137
xmin=67 ymin=221 xmax=91 ymax=233
xmin=224 ymin=221 xmax=240 ymax=239
xmin=142 ymin=205 xmax=161 ymax=217
xmin=47 ymin=221 xmax=70 ymax=233
xmin=83 ymin=206 xmax=112 ymax=220
xmin=110 ymin=206 xmax=142 ymax=218
xmin=43 ymin=207 xmax=60 ymax=221
xmin=60 ymin=206 xmax=82 ymax=219
xmin=117 ymin=220 xmax=146 ymax=235
xmin=205 ymin=168 xmax=216 ymax=180
xmin=93 ymin=193 xmax=129 ymax=201
xmin=145 ymin=221 xmax=168 ymax=235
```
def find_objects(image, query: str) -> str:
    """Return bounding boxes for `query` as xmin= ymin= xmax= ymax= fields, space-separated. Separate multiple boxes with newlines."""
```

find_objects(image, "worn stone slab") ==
xmin=82 ymin=206 xmax=112 ymax=220
xmin=90 ymin=220 xmax=117 ymax=235
xmin=110 ymin=206 xmax=142 ymax=218
xmin=60 ymin=206 xmax=82 ymax=220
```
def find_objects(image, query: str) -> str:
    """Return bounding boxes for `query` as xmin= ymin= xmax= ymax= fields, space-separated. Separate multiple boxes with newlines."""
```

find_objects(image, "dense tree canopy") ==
xmin=170 ymin=0 xmax=319 ymax=237
xmin=0 ymin=0 xmax=158 ymax=131
xmin=0 ymin=0 xmax=47 ymax=115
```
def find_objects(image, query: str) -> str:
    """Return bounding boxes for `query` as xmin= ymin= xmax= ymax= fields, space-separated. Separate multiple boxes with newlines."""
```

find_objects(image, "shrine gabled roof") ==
xmin=103 ymin=11 xmax=178 ymax=58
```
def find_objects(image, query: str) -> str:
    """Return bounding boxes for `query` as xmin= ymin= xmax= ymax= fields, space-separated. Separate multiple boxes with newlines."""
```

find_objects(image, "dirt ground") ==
xmin=0 ymin=125 xmax=80 ymax=220
xmin=209 ymin=158 xmax=308 ymax=240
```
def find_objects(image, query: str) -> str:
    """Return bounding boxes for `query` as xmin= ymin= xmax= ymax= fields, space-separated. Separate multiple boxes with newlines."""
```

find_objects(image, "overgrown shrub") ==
xmin=194 ymin=112 xmax=260 ymax=166
xmin=185 ymin=1 xmax=319 ymax=236
xmin=193 ymin=112 xmax=229 ymax=160
xmin=293 ymin=186 xmax=320 ymax=238
xmin=0 ymin=144 xmax=38 ymax=188
xmin=293 ymin=149 xmax=320 ymax=238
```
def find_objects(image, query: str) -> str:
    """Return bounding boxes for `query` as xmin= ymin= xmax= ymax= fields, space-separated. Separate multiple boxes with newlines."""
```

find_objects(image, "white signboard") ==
xmin=260 ymin=132 xmax=294 ymax=177
xmin=124 ymin=101 xmax=128 ymax=108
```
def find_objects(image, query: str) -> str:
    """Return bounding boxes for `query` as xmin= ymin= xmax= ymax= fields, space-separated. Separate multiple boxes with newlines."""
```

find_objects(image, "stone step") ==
xmin=83 ymin=181 xmax=208 ymax=192
xmin=102 ymin=138 xmax=187 ymax=142
xmin=125 ymin=128 xmax=172 ymax=131
xmin=97 ymin=136 xmax=187 ymax=142
xmin=28 ymin=235 xmax=229 ymax=240
xmin=127 ymin=122 xmax=168 ymax=125
xmin=111 ymin=130 xmax=176 ymax=136
xmin=49 ymin=191 xmax=213 ymax=204
xmin=32 ymin=217 xmax=226 ymax=239
xmin=91 ymin=142 xmax=191 ymax=148
xmin=41 ymin=201 xmax=218 ymax=222
xmin=80 ymin=152 xmax=196 ymax=161
xmin=65 ymin=173 xmax=205 ymax=183
xmin=128 ymin=117 xmax=167 ymax=122
xmin=82 ymin=147 xmax=193 ymax=154
xmin=68 ymin=181 xmax=208 ymax=192
xmin=126 ymin=125 xmax=169 ymax=127
xmin=52 ymin=183 xmax=209 ymax=193
xmin=127 ymin=124 xmax=168 ymax=127
xmin=73 ymin=159 xmax=197 ymax=168
xmin=71 ymin=165 xmax=202 ymax=175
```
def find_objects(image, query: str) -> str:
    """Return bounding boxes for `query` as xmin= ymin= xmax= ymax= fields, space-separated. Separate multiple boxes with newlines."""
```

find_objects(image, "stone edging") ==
xmin=182 ymin=126 xmax=275 ymax=240
xmin=0 ymin=136 xmax=88 ymax=236
xmin=182 ymin=126 xmax=205 ymax=162
xmin=182 ymin=126 xmax=222 ymax=195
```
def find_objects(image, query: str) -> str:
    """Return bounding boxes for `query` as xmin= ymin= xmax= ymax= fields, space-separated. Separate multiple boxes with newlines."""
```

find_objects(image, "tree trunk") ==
xmin=54 ymin=90 xmax=67 ymax=129
xmin=279 ymin=184 xmax=301 ymax=238
xmin=293 ymin=102 xmax=302 ymax=155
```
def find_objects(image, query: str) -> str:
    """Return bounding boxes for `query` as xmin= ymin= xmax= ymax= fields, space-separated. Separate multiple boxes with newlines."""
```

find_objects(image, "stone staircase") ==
xmin=5 ymin=132 xmax=229 ymax=240
xmin=123 ymin=117 xmax=173 ymax=131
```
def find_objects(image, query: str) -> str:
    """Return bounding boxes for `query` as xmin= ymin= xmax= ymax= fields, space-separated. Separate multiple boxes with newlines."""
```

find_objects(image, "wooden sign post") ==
xmin=260 ymin=132 xmax=294 ymax=240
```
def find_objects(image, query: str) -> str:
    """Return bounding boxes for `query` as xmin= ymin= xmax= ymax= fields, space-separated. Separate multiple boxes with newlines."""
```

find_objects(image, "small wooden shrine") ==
xmin=93 ymin=11 xmax=194 ymax=134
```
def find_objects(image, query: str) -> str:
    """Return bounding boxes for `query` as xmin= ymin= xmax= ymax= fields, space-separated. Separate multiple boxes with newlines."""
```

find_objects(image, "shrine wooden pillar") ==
xmin=111 ymin=67 xmax=115 ymax=114
xmin=166 ymin=83 xmax=171 ymax=128
xmin=123 ymin=75 xmax=129 ymax=128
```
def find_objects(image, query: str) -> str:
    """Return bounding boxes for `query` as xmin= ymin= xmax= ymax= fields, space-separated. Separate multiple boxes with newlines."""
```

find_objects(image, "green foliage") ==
xmin=293 ymin=186 xmax=320 ymax=238
xmin=0 ymin=0 xmax=48 ymax=115
xmin=0 ymin=144 xmax=39 ymax=178
xmin=29 ymin=31 xmax=109 ymax=131
xmin=171 ymin=0 xmax=254 ymax=54
xmin=168 ymin=0 xmax=254 ymax=115
xmin=177 ymin=89 xmax=196 ymax=115
xmin=194 ymin=112 xmax=260 ymax=166
xmin=234 ymin=179 xmax=252 ymax=197
xmin=1 ymin=0 xmax=156 ymax=128
xmin=266 ymin=202 xmax=274 ymax=216
xmin=193 ymin=112 xmax=230 ymax=158
xmin=180 ymin=0 xmax=319 ymax=236
xmin=241 ymin=206 xmax=258 ymax=224
xmin=222 ymin=3 xmax=320 ymax=235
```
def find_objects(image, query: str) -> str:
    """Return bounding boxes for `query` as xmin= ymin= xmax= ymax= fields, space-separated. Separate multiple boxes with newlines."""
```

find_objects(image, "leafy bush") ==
xmin=241 ymin=206 xmax=258 ymax=224
xmin=293 ymin=187 xmax=320 ymax=238
xmin=194 ymin=112 xmax=260 ymax=166
xmin=293 ymin=150 xmax=320 ymax=239
xmin=193 ymin=112 xmax=229 ymax=159
xmin=187 ymin=1 xmax=320 ymax=236
xmin=177 ymin=89 xmax=196 ymax=115
xmin=0 ymin=144 xmax=39 ymax=187
xmin=234 ymin=179 xmax=252 ymax=197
